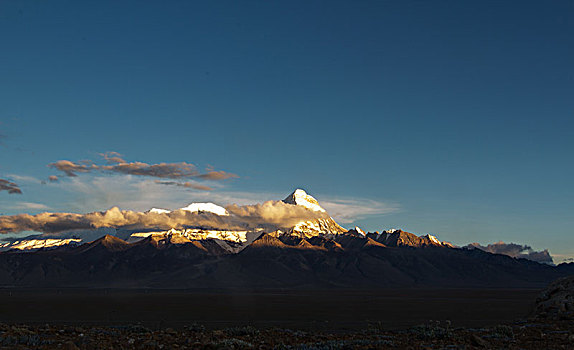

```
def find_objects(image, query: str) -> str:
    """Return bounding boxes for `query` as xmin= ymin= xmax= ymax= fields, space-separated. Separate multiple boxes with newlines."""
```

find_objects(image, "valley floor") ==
xmin=0 ymin=288 xmax=540 ymax=331
xmin=1 ymin=288 xmax=571 ymax=349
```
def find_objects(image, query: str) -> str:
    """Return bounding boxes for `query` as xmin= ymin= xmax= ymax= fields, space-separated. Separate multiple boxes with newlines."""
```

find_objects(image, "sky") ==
xmin=0 ymin=1 xmax=573 ymax=262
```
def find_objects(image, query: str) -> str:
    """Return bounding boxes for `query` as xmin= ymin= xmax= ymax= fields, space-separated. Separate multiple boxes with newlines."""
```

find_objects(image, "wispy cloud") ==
xmin=155 ymin=180 xmax=213 ymax=191
xmin=320 ymin=198 xmax=400 ymax=224
xmin=52 ymin=175 xmax=222 ymax=212
xmin=46 ymin=175 xmax=397 ymax=227
xmin=6 ymin=174 xmax=41 ymax=184
xmin=8 ymin=202 xmax=50 ymax=210
xmin=196 ymin=170 xmax=239 ymax=181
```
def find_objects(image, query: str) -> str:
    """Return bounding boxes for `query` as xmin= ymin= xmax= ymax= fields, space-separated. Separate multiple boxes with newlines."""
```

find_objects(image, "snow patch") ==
xmin=179 ymin=202 xmax=229 ymax=216
xmin=0 ymin=238 xmax=82 ymax=251
xmin=284 ymin=189 xmax=326 ymax=212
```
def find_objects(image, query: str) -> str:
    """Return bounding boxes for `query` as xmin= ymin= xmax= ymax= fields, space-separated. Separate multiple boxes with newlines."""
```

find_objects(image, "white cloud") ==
xmin=320 ymin=198 xmax=400 ymax=224
xmin=49 ymin=175 xmax=399 ymax=224
xmin=9 ymin=202 xmax=50 ymax=210
xmin=6 ymin=174 xmax=41 ymax=184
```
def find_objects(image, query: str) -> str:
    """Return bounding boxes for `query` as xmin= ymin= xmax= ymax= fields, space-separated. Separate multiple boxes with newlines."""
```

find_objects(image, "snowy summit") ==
xmin=179 ymin=202 xmax=229 ymax=216
xmin=283 ymin=189 xmax=326 ymax=212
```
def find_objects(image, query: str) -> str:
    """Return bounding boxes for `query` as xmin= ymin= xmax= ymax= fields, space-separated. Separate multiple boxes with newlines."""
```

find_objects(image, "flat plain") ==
xmin=0 ymin=288 xmax=540 ymax=331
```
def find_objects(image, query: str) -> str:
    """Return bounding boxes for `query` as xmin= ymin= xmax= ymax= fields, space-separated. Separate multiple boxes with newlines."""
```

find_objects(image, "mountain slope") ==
xmin=0 ymin=230 xmax=571 ymax=289
xmin=0 ymin=189 xmax=568 ymax=289
xmin=282 ymin=189 xmax=347 ymax=237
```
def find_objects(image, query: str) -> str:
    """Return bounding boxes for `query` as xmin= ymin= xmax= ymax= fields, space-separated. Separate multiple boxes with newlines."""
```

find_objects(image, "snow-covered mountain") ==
xmin=0 ymin=238 xmax=82 ymax=251
xmin=283 ymin=189 xmax=326 ymax=212
xmin=0 ymin=189 xmax=454 ymax=253
xmin=148 ymin=208 xmax=170 ymax=214
xmin=147 ymin=203 xmax=229 ymax=216
xmin=126 ymin=189 xmax=346 ymax=251
xmin=282 ymin=189 xmax=347 ymax=238
xmin=179 ymin=202 xmax=229 ymax=216
xmin=0 ymin=227 xmax=121 ymax=252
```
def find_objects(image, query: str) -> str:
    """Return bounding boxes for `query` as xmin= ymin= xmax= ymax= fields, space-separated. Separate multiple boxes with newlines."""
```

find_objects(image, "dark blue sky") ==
xmin=1 ymin=1 xmax=573 ymax=260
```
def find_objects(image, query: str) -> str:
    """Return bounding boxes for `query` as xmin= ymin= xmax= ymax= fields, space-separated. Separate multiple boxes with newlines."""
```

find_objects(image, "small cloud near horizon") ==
xmin=8 ymin=202 xmax=50 ymax=211
xmin=466 ymin=241 xmax=554 ymax=264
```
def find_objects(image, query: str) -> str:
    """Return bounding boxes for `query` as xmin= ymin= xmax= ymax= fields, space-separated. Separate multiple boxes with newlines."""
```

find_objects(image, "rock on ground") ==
xmin=535 ymin=275 xmax=574 ymax=320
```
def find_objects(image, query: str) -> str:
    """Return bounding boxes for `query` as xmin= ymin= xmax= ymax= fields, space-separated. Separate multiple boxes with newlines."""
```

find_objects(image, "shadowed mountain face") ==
xmin=0 ymin=189 xmax=571 ymax=289
xmin=0 ymin=232 xmax=572 ymax=289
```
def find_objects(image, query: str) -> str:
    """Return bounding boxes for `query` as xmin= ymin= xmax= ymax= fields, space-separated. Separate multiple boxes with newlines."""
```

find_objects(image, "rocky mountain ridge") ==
xmin=0 ymin=189 xmax=569 ymax=289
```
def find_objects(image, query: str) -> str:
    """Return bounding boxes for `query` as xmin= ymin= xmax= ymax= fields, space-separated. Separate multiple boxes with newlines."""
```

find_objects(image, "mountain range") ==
xmin=0 ymin=189 xmax=572 ymax=289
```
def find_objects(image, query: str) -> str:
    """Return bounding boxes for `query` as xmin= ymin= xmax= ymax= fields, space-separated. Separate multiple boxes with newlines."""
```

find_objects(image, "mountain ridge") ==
xmin=0 ymin=189 xmax=567 ymax=289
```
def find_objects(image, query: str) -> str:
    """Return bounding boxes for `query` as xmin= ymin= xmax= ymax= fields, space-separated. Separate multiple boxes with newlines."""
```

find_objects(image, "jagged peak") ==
xmin=77 ymin=234 xmax=130 ymax=253
xmin=98 ymin=234 xmax=127 ymax=244
xmin=354 ymin=226 xmax=366 ymax=236
xmin=423 ymin=234 xmax=441 ymax=245
xmin=249 ymin=233 xmax=289 ymax=249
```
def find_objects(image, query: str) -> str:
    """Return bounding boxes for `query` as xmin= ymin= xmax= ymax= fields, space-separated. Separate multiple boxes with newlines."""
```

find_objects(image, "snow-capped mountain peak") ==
xmin=354 ymin=226 xmax=366 ymax=236
xmin=425 ymin=234 xmax=441 ymax=244
xmin=179 ymin=202 xmax=229 ymax=216
xmin=283 ymin=189 xmax=326 ymax=212
xmin=148 ymin=208 xmax=170 ymax=214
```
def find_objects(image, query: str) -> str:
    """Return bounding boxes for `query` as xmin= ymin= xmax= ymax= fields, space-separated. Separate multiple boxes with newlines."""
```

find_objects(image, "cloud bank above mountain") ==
xmin=0 ymin=201 xmax=328 ymax=234
xmin=466 ymin=241 xmax=554 ymax=264
xmin=41 ymin=174 xmax=397 ymax=226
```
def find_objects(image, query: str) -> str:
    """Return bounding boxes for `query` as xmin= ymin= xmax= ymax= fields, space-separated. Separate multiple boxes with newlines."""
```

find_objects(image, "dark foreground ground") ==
xmin=0 ymin=288 xmax=540 ymax=330
xmin=1 ymin=288 xmax=571 ymax=349
xmin=1 ymin=319 xmax=573 ymax=349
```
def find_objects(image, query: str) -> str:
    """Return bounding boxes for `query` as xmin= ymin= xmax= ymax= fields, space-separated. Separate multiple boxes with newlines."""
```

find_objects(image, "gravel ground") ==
xmin=1 ymin=319 xmax=573 ymax=349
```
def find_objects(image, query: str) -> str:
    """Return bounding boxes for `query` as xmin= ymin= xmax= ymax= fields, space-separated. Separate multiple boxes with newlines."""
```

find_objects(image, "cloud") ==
xmin=48 ymin=160 xmax=96 ymax=177
xmin=47 ymin=175 xmax=398 ymax=227
xmin=0 ymin=200 xmax=328 ymax=234
xmin=6 ymin=174 xmax=41 ymax=184
xmin=100 ymin=151 xmax=126 ymax=164
xmin=52 ymin=176 xmax=204 ymax=213
xmin=197 ymin=170 xmax=239 ymax=181
xmin=155 ymin=180 xmax=213 ymax=191
xmin=100 ymin=161 xmax=199 ymax=178
xmin=226 ymin=200 xmax=330 ymax=230
xmin=466 ymin=241 xmax=554 ymax=264
xmin=48 ymin=152 xmax=238 ymax=186
xmin=8 ymin=202 xmax=50 ymax=210
xmin=48 ymin=175 xmax=59 ymax=182
xmin=0 ymin=179 xmax=22 ymax=194
xmin=320 ymin=198 xmax=400 ymax=224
